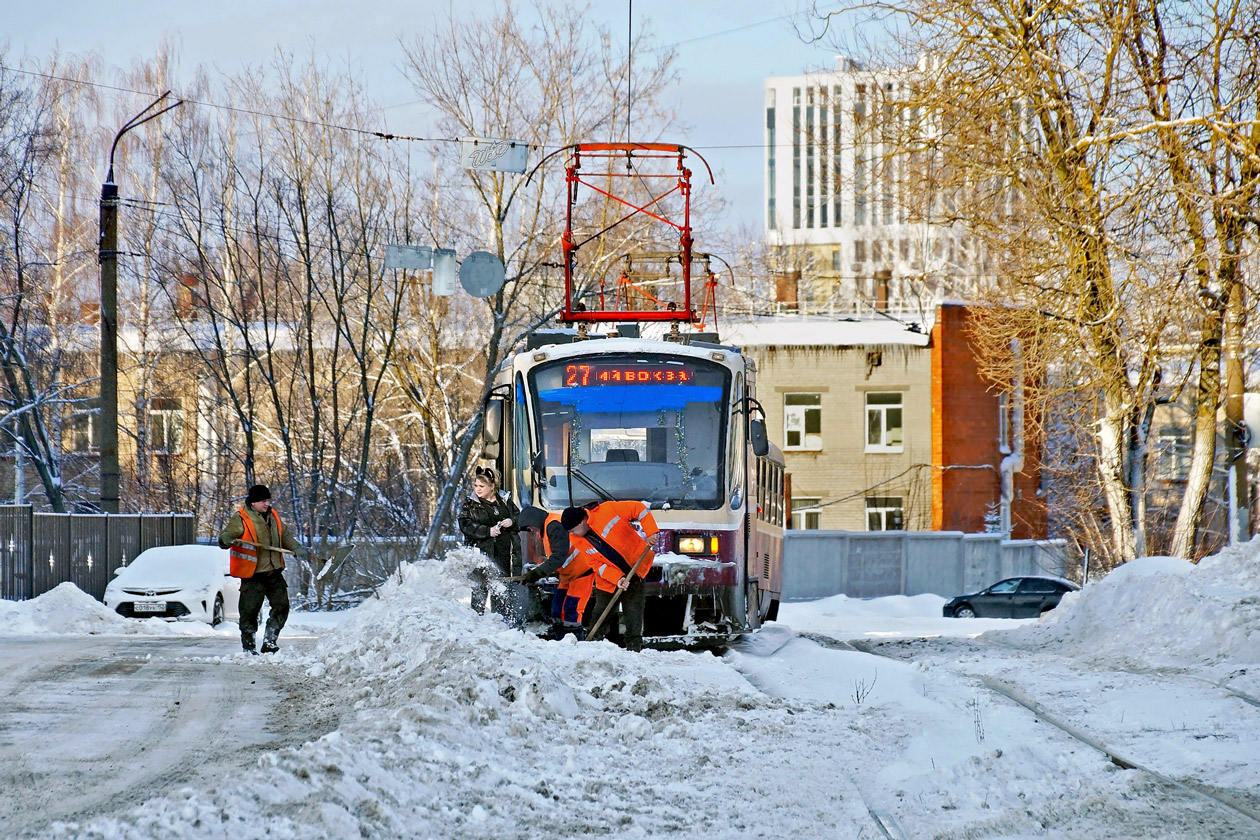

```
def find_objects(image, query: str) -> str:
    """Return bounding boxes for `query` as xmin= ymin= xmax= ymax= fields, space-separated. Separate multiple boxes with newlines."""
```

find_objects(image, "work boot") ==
xmin=260 ymin=633 xmax=279 ymax=654
xmin=562 ymin=624 xmax=586 ymax=642
xmin=242 ymin=631 xmax=257 ymax=654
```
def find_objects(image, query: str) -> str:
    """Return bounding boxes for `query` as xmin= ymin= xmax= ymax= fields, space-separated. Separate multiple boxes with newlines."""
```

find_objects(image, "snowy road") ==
xmin=2 ymin=544 xmax=1258 ymax=839
xmin=0 ymin=636 xmax=340 ymax=839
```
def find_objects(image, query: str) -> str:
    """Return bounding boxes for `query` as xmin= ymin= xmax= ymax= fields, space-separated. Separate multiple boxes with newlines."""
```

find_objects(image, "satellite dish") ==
xmin=459 ymin=251 xmax=505 ymax=298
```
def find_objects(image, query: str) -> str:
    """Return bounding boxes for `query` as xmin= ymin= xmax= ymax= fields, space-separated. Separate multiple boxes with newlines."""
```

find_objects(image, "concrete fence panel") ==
xmin=783 ymin=530 xmax=1071 ymax=601
xmin=846 ymin=535 xmax=904 ymax=598
xmin=781 ymin=531 xmax=847 ymax=601
xmin=904 ymin=532 xmax=965 ymax=596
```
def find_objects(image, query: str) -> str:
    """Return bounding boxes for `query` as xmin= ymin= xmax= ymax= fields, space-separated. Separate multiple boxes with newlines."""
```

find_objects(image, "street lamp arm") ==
xmin=106 ymin=92 xmax=184 ymax=180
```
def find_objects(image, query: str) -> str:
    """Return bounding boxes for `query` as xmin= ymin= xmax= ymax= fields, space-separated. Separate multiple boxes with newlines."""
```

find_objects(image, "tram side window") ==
xmin=770 ymin=466 xmax=781 ymax=526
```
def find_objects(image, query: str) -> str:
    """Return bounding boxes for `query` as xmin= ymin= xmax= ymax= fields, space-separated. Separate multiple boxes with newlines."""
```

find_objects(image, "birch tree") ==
xmin=812 ymin=0 xmax=1260 ymax=562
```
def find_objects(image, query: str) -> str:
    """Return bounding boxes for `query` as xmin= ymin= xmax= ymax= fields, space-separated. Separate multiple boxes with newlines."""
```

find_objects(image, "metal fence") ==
xmin=0 ymin=507 xmax=197 ymax=602
xmin=782 ymin=530 xmax=1073 ymax=601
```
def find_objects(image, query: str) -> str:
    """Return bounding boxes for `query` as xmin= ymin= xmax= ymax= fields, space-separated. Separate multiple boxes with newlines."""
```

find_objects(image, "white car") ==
xmin=103 ymin=545 xmax=241 ymax=626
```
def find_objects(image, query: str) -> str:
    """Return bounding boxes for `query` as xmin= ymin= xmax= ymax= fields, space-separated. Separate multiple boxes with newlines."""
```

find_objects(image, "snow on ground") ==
xmin=6 ymin=540 xmax=1259 ymax=839
xmin=0 ymin=580 xmax=349 ymax=639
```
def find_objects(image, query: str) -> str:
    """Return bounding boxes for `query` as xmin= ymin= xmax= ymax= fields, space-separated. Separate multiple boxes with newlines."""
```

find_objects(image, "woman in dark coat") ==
xmin=457 ymin=465 xmax=521 ymax=620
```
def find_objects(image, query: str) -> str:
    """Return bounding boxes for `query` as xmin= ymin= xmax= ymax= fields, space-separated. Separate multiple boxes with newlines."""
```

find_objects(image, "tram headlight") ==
xmin=677 ymin=535 xmax=705 ymax=554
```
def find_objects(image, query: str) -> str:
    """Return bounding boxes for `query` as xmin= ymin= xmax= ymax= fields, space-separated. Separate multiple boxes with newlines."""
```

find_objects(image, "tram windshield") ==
xmin=529 ymin=354 xmax=730 ymax=509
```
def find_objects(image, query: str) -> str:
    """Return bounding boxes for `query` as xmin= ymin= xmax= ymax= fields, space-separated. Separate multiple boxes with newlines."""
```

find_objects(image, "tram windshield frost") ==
xmin=529 ymin=355 xmax=730 ymax=509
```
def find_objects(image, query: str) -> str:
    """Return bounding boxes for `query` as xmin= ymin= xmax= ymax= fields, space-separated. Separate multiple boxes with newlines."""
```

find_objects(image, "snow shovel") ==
xmin=315 ymin=544 xmax=356 ymax=581
xmin=585 ymin=544 xmax=653 ymax=642
xmin=234 ymin=539 xmax=353 ymax=581
xmin=233 ymin=538 xmax=299 ymax=556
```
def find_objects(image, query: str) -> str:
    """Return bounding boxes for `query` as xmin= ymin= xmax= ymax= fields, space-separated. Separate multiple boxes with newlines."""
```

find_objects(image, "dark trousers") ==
xmin=239 ymin=569 xmax=289 ymax=648
xmin=588 ymin=575 xmax=645 ymax=650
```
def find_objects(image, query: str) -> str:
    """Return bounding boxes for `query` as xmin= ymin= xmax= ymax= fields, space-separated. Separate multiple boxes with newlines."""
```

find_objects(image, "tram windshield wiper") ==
xmin=565 ymin=465 xmax=614 ymax=505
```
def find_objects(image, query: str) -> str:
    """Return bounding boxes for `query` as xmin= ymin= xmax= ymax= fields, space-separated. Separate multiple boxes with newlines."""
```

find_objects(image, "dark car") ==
xmin=943 ymin=576 xmax=1080 ymax=619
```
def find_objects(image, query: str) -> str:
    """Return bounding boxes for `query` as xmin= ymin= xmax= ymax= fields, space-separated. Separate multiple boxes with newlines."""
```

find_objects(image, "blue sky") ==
xmin=8 ymin=1 xmax=843 ymax=231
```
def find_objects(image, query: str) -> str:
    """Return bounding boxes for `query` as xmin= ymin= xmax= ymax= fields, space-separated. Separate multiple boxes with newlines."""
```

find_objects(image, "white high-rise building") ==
xmin=764 ymin=57 xmax=989 ymax=315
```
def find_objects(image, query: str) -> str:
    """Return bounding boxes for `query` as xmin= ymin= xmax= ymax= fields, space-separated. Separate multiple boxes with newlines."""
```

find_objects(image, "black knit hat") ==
xmin=560 ymin=506 xmax=587 ymax=530
xmin=245 ymin=484 xmax=272 ymax=504
xmin=516 ymin=505 xmax=547 ymax=531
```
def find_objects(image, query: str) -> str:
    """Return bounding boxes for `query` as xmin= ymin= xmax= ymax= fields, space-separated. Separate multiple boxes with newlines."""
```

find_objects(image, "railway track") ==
xmin=817 ymin=632 xmax=1260 ymax=839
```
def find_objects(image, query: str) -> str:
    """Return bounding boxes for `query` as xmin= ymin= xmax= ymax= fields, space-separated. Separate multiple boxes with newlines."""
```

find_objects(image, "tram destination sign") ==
xmin=564 ymin=363 xmax=695 ymax=386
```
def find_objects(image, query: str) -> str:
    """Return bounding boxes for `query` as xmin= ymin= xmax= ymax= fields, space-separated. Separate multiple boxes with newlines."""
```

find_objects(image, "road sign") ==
xmin=459 ymin=251 xmax=505 ymax=298
xmin=384 ymin=244 xmax=432 ymax=270
xmin=433 ymin=249 xmax=457 ymax=296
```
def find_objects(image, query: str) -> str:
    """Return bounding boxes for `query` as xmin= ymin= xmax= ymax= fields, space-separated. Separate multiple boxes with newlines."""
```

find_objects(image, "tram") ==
xmin=480 ymin=142 xmax=786 ymax=647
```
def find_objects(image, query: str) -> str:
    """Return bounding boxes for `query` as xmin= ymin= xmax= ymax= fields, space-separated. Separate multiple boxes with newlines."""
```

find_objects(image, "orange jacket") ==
xmin=227 ymin=506 xmax=284 ymax=579
xmin=583 ymin=501 xmax=658 ymax=593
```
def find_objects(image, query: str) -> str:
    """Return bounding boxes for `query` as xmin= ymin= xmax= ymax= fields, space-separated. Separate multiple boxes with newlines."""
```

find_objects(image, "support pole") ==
xmin=97 ymin=92 xmax=182 ymax=514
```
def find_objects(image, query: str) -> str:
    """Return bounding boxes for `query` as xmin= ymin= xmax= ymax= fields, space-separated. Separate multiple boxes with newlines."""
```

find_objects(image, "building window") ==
xmin=785 ymin=393 xmax=822 ymax=450
xmin=831 ymin=249 xmax=841 ymax=272
xmin=791 ymin=497 xmax=822 ymax=530
xmin=149 ymin=398 xmax=185 ymax=455
xmin=866 ymin=497 xmax=904 ymax=530
xmin=865 ymin=392 xmax=903 ymax=452
xmin=1155 ymin=426 xmax=1191 ymax=480
xmin=69 ymin=409 xmax=100 ymax=453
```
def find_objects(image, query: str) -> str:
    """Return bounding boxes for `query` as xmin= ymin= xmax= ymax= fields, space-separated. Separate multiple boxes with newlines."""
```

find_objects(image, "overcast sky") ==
xmin=7 ymin=1 xmax=848 ymax=232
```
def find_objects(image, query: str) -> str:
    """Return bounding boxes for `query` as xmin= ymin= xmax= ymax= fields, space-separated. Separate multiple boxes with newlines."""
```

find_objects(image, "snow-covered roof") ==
xmin=716 ymin=316 xmax=931 ymax=348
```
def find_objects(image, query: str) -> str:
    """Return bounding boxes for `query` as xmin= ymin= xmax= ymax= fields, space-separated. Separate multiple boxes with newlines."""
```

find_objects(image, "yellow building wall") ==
xmin=747 ymin=343 xmax=933 ymax=530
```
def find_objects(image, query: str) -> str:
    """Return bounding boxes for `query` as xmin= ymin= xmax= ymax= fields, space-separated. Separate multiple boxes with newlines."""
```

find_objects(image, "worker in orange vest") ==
xmin=568 ymin=500 xmax=658 ymax=651
xmin=218 ymin=484 xmax=308 ymax=654
xmin=518 ymin=506 xmax=597 ymax=640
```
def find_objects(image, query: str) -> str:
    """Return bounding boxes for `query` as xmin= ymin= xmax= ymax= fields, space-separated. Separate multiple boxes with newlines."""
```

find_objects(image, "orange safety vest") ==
xmin=585 ymin=501 xmax=658 ymax=593
xmin=541 ymin=513 xmax=596 ymax=590
xmin=229 ymin=506 xmax=284 ymax=579
xmin=541 ymin=512 xmax=598 ymax=619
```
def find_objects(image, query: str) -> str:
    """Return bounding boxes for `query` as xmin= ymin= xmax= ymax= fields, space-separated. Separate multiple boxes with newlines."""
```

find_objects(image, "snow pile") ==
xmin=61 ymin=550 xmax=883 ymax=839
xmin=0 ymin=582 xmax=223 ymax=637
xmin=1001 ymin=538 xmax=1260 ymax=668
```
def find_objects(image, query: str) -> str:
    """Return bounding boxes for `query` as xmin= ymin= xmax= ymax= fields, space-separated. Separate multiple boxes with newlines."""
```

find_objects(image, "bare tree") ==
xmin=810 ymin=0 xmax=1260 ymax=563
xmin=398 ymin=0 xmax=680 ymax=556
xmin=0 ymin=56 xmax=103 ymax=511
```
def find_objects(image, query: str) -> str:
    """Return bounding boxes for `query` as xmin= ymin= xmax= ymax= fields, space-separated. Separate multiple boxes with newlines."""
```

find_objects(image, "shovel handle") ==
xmin=233 ymin=538 xmax=298 ymax=556
xmin=586 ymin=544 xmax=652 ymax=642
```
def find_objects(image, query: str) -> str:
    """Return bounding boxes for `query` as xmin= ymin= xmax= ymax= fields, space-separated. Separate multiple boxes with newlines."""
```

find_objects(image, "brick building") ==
xmin=721 ymin=303 xmax=1046 ymax=538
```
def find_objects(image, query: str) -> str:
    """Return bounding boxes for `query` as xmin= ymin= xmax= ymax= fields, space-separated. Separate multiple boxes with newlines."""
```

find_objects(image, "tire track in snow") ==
xmin=727 ymin=629 xmax=912 ymax=840
xmin=843 ymin=634 xmax=1260 ymax=838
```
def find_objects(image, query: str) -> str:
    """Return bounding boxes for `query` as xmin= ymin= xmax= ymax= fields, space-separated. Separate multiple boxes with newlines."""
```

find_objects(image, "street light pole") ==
xmin=98 ymin=92 xmax=182 ymax=513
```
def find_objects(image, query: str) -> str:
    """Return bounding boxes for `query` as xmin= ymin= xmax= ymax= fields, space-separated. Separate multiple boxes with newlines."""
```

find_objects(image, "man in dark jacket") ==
xmin=219 ymin=484 xmax=308 ymax=654
xmin=457 ymin=465 xmax=521 ymax=622
xmin=518 ymin=505 xmax=589 ymax=639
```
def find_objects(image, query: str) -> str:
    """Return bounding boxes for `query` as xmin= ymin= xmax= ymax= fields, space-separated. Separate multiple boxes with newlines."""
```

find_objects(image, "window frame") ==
xmin=784 ymin=392 xmax=823 ymax=451
xmin=790 ymin=497 xmax=822 ymax=530
xmin=864 ymin=392 xmax=904 ymax=453
xmin=148 ymin=400 xmax=185 ymax=456
xmin=865 ymin=496 xmax=904 ymax=531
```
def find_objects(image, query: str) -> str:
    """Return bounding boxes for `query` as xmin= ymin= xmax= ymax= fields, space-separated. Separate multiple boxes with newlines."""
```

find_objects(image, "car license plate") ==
xmin=133 ymin=601 xmax=166 ymax=613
